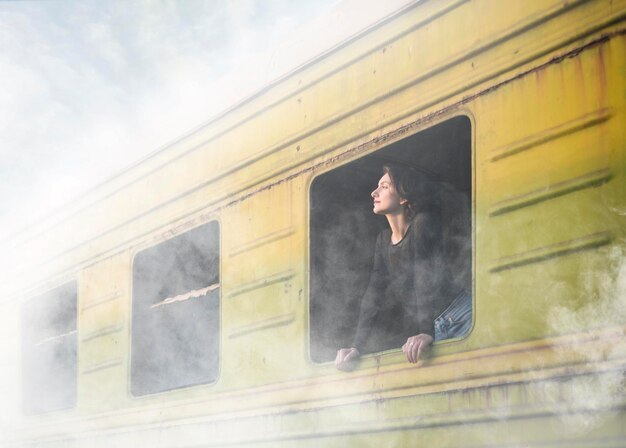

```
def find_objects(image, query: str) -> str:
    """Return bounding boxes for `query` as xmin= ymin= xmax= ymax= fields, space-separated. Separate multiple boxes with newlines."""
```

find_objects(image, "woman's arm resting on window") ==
xmin=402 ymin=333 xmax=433 ymax=364
xmin=335 ymin=347 xmax=360 ymax=371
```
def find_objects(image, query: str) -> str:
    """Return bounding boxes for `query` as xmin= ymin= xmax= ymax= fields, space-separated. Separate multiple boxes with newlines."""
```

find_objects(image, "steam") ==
xmin=545 ymin=241 xmax=626 ymax=434
xmin=0 ymin=0 xmax=338 ymax=238
xmin=1 ymin=0 xmax=622 ymax=446
xmin=0 ymin=0 xmax=340 ymax=443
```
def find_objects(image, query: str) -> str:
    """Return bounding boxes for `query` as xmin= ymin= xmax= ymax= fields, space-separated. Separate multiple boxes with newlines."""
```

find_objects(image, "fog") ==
xmin=1 ymin=1 xmax=623 ymax=446
xmin=0 ymin=0 xmax=343 ymax=443
xmin=544 ymin=241 xmax=626 ymax=434
xmin=0 ymin=0 xmax=339 ymax=239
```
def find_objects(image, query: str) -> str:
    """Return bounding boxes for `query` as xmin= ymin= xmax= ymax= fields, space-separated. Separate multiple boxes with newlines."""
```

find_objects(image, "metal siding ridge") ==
xmin=227 ymin=269 xmax=296 ymax=298
xmin=81 ymin=291 xmax=123 ymax=312
xmin=81 ymin=324 xmax=124 ymax=343
xmin=489 ymin=231 xmax=613 ymax=272
xmin=18 ymin=364 xmax=626 ymax=445
xmin=488 ymin=167 xmax=613 ymax=216
xmin=21 ymin=326 xmax=626 ymax=435
xmin=229 ymin=227 xmax=296 ymax=258
xmin=81 ymin=358 xmax=123 ymax=375
xmin=488 ymin=108 xmax=613 ymax=162
xmin=228 ymin=313 xmax=296 ymax=339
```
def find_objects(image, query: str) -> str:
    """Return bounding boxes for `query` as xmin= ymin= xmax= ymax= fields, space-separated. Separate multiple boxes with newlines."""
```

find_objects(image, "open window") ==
xmin=22 ymin=281 xmax=77 ymax=414
xmin=310 ymin=116 xmax=472 ymax=362
xmin=131 ymin=221 xmax=220 ymax=396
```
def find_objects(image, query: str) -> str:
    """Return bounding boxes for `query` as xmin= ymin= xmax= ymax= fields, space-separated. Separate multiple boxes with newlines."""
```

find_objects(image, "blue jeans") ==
xmin=434 ymin=289 xmax=472 ymax=341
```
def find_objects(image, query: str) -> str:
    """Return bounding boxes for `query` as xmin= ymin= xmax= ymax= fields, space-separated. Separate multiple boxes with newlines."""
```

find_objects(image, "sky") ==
xmin=1 ymin=2 xmax=625 ymax=443
xmin=0 ymin=0 xmax=345 ymax=238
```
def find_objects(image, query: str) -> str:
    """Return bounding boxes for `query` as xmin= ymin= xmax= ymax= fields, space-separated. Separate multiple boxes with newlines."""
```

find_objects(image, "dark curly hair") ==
xmin=382 ymin=164 xmax=440 ymax=217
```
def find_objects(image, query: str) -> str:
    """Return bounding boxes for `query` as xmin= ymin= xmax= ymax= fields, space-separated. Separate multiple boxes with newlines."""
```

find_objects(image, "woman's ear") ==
xmin=400 ymin=198 xmax=408 ymax=205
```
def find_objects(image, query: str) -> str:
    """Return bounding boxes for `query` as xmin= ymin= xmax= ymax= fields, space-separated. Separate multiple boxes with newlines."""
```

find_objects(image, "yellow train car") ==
xmin=1 ymin=0 xmax=625 ymax=446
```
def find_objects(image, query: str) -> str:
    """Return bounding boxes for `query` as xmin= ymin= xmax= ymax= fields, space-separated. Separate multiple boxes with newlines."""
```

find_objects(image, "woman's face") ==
xmin=371 ymin=173 xmax=406 ymax=215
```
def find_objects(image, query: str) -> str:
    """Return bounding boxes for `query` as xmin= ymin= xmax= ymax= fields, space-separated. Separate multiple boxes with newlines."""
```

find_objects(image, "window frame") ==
xmin=21 ymin=280 xmax=78 ymax=415
xmin=128 ymin=218 xmax=222 ymax=397
xmin=307 ymin=113 xmax=475 ymax=365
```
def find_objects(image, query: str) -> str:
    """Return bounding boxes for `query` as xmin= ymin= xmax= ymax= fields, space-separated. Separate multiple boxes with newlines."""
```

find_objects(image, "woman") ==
xmin=335 ymin=164 xmax=471 ymax=371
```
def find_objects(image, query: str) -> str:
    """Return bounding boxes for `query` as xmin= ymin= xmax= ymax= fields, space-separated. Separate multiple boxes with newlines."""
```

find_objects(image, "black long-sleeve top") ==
xmin=352 ymin=212 xmax=456 ymax=353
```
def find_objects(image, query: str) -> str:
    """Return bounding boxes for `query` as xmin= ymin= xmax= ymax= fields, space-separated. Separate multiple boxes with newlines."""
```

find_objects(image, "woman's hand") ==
xmin=335 ymin=347 xmax=360 ymax=371
xmin=402 ymin=334 xmax=433 ymax=363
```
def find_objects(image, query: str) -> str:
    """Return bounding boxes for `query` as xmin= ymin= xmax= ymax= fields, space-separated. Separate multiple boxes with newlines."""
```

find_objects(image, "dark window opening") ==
xmin=310 ymin=116 xmax=472 ymax=362
xmin=22 ymin=282 xmax=77 ymax=414
xmin=131 ymin=221 xmax=220 ymax=396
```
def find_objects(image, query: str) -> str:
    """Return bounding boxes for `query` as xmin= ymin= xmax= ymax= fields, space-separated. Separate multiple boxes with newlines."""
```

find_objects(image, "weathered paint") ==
xmin=1 ymin=0 xmax=625 ymax=447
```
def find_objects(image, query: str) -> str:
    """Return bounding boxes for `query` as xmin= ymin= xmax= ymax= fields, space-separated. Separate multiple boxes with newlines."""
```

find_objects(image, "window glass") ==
xmin=310 ymin=116 xmax=472 ymax=362
xmin=131 ymin=221 xmax=220 ymax=396
xmin=22 ymin=282 xmax=77 ymax=414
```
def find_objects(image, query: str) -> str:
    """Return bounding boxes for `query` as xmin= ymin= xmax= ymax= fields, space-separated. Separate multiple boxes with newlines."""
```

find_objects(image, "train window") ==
xmin=22 ymin=281 xmax=77 ymax=414
xmin=131 ymin=221 xmax=220 ymax=396
xmin=310 ymin=116 xmax=472 ymax=362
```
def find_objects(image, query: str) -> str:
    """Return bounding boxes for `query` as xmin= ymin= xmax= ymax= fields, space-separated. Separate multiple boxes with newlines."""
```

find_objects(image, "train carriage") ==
xmin=1 ymin=0 xmax=625 ymax=446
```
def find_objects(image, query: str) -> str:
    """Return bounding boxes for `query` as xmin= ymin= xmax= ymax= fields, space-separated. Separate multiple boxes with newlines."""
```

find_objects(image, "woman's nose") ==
xmin=371 ymin=188 xmax=378 ymax=198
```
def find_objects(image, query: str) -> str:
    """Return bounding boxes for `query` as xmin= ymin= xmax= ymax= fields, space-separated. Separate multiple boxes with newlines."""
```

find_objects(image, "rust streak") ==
xmin=207 ymin=30 xmax=626 ymax=213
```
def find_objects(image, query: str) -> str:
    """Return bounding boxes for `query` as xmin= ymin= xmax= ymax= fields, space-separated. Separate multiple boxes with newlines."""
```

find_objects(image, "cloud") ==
xmin=0 ymin=0 xmax=340 ymax=240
